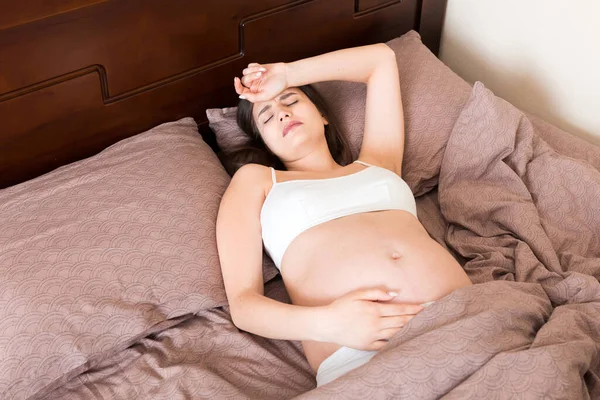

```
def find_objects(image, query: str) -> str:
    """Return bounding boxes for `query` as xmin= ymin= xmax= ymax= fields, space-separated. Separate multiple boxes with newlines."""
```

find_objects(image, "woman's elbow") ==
xmin=376 ymin=42 xmax=395 ymax=58
xmin=228 ymin=299 xmax=243 ymax=328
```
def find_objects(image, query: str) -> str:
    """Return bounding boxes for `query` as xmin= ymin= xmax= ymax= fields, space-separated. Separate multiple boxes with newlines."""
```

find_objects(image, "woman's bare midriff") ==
xmin=278 ymin=209 xmax=473 ymax=374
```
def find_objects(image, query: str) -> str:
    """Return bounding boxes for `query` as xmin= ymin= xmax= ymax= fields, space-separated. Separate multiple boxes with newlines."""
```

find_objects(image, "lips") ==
xmin=283 ymin=121 xmax=302 ymax=137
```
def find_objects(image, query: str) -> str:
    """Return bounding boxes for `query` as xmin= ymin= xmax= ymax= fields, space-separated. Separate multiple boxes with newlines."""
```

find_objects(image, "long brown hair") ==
xmin=220 ymin=84 xmax=353 ymax=176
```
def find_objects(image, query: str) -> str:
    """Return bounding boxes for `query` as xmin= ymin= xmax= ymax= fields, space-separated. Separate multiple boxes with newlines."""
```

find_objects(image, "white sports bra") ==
xmin=260 ymin=160 xmax=417 ymax=271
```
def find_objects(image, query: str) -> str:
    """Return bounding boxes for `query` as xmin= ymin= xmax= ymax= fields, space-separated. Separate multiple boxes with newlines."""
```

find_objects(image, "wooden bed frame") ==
xmin=0 ymin=0 xmax=447 ymax=189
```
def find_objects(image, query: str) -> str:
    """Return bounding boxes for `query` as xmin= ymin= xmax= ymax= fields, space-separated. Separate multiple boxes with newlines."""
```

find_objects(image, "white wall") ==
xmin=438 ymin=0 xmax=600 ymax=146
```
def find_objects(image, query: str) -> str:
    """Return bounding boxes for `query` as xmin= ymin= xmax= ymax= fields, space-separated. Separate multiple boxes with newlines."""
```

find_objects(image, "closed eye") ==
xmin=265 ymin=101 xmax=298 ymax=124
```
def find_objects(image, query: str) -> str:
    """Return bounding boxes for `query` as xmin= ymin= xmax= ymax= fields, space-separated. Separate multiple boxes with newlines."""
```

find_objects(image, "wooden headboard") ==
xmin=0 ymin=0 xmax=447 ymax=188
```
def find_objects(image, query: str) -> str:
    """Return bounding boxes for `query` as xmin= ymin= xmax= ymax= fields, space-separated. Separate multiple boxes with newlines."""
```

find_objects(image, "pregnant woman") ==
xmin=216 ymin=43 xmax=472 ymax=387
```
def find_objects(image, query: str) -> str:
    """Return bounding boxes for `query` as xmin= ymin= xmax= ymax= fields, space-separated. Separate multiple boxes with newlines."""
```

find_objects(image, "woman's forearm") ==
xmin=231 ymin=292 xmax=328 ymax=342
xmin=285 ymin=43 xmax=394 ymax=86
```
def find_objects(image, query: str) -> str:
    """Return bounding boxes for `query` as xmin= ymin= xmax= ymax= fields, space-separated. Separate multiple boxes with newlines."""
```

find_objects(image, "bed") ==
xmin=1 ymin=1 xmax=599 ymax=399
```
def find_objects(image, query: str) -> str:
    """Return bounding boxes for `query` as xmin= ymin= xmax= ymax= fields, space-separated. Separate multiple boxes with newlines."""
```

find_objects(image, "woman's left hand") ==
xmin=234 ymin=62 xmax=289 ymax=103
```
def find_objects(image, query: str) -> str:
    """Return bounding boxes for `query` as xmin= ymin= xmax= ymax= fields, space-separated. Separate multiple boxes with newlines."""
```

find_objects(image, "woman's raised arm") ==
xmin=285 ymin=42 xmax=392 ymax=86
xmin=234 ymin=43 xmax=393 ymax=103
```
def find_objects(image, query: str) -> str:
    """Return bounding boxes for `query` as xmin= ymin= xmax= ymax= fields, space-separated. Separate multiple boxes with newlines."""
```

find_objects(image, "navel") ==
xmin=390 ymin=251 xmax=402 ymax=261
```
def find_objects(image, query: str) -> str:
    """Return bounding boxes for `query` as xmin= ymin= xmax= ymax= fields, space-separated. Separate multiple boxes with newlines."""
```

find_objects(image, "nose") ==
xmin=278 ymin=108 xmax=291 ymax=122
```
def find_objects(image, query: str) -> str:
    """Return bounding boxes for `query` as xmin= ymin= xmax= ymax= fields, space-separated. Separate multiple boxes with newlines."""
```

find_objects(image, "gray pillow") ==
xmin=0 ymin=117 xmax=278 ymax=399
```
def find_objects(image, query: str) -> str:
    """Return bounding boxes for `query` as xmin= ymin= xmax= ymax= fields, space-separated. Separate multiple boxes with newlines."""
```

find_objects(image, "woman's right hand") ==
xmin=317 ymin=288 xmax=425 ymax=351
xmin=234 ymin=62 xmax=289 ymax=103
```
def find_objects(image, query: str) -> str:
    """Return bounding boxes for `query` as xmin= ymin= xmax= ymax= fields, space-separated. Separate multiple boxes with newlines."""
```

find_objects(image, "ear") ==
xmin=322 ymin=115 xmax=329 ymax=125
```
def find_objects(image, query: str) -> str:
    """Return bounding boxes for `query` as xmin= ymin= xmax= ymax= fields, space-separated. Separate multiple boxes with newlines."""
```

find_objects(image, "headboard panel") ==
xmin=0 ymin=0 xmax=447 ymax=188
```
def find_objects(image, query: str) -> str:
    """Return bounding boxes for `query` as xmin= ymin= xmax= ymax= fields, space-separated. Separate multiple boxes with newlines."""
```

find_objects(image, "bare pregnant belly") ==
xmin=279 ymin=210 xmax=472 ymax=374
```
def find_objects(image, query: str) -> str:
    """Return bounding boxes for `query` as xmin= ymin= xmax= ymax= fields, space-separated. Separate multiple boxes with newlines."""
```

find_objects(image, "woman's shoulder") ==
xmin=230 ymin=163 xmax=273 ymax=197
xmin=234 ymin=163 xmax=272 ymax=180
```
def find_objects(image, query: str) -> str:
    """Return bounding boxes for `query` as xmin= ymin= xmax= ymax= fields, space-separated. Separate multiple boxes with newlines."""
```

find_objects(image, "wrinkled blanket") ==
xmin=297 ymin=82 xmax=600 ymax=399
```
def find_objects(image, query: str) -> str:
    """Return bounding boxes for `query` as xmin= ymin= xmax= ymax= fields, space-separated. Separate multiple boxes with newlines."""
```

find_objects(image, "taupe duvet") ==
xmin=45 ymin=83 xmax=599 ymax=399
